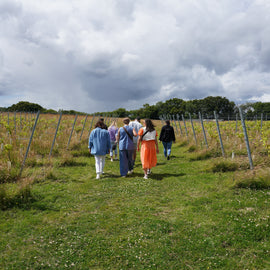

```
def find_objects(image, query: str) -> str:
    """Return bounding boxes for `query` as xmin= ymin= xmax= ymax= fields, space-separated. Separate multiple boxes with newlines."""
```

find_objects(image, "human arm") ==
xmin=137 ymin=135 xmax=142 ymax=151
xmin=155 ymin=135 xmax=159 ymax=154
xmin=132 ymin=128 xmax=137 ymax=137
xmin=116 ymin=128 xmax=120 ymax=144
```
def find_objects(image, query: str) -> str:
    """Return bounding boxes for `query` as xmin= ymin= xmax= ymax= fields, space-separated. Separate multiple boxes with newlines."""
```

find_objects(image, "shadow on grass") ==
xmin=101 ymin=172 xmax=186 ymax=181
xmin=149 ymin=172 xmax=186 ymax=181
xmin=0 ymin=193 xmax=58 ymax=211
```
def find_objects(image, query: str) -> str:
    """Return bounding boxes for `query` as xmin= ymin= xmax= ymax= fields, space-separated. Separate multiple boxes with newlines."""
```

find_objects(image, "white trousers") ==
xmin=94 ymin=155 xmax=106 ymax=174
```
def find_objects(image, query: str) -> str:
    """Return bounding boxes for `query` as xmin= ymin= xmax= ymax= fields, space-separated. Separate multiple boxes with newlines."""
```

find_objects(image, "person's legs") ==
xmin=94 ymin=155 xmax=101 ymax=178
xmin=110 ymin=141 xmax=115 ymax=161
xmin=143 ymin=168 xmax=148 ymax=179
xmin=127 ymin=149 xmax=134 ymax=172
xmin=167 ymin=141 xmax=173 ymax=157
xmin=101 ymin=155 xmax=105 ymax=174
xmin=120 ymin=150 xmax=128 ymax=176
xmin=162 ymin=141 xmax=168 ymax=157
xmin=114 ymin=144 xmax=117 ymax=159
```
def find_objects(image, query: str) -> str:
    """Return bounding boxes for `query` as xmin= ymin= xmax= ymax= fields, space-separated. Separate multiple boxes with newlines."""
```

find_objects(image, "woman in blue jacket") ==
xmin=89 ymin=120 xmax=111 ymax=179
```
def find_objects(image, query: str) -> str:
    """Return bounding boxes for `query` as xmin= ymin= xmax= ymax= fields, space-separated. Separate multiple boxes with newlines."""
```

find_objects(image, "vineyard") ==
xmin=1 ymin=111 xmax=270 ymax=269
xmin=1 ymin=111 xmax=270 ymax=186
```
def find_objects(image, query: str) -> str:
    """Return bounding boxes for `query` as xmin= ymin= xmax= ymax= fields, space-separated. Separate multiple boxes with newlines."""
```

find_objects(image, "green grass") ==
xmin=1 ymin=142 xmax=270 ymax=269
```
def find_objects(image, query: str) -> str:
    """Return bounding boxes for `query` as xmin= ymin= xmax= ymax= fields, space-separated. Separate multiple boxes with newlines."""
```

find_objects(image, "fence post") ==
xmin=189 ymin=113 xmax=197 ymax=145
xmin=260 ymin=113 xmax=263 ymax=131
xmin=14 ymin=111 xmax=16 ymax=136
xmin=176 ymin=114 xmax=183 ymax=135
xmin=67 ymin=114 xmax=78 ymax=150
xmin=172 ymin=115 xmax=178 ymax=134
xmin=79 ymin=114 xmax=88 ymax=142
xmin=19 ymin=111 xmax=40 ymax=177
xmin=214 ymin=111 xmax=225 ymax=157
xmin=49 ymin=112 xmax=62 ymax=158
xmin=88 ymin=114 xmax=96 ymax=138
xmin=181 ymin=114 xmax=189 ymax=139
xmin=239 ymin=107 xmax=254 ymax=170
xmin=199 ymin=112 xmax=208 ymax=148
xmin=235 ymin=113 xmax=238 ymax=133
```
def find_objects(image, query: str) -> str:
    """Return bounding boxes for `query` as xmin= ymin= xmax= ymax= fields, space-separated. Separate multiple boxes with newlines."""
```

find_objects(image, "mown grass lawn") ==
xmin=1 ymin=142 xmax=270 ymax=269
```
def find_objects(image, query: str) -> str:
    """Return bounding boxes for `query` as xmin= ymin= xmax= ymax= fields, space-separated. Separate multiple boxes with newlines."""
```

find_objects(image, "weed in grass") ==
xmin=212 ymin=160 xmax=239 ymax=172
xmin=187 ymin=145 xmax=197 ymax=152
xmin=234 ymin=169 xmax=270 ymax=189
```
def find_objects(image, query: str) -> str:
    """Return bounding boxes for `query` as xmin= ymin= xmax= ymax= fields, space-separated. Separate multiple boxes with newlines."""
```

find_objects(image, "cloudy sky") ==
xmin=1 ymin=0 xmax=270 ymax=113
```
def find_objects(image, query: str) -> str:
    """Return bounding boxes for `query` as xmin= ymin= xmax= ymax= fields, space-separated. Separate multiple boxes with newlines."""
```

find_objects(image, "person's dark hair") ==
xmin=123 ymin=117 xmax=130 ymax=125
xmin=145 ymin=119 xmax=155 ymax=132
xmin=95 ymin=120 xmax=106 ymax=129
xmin=136 ymin=116 xmax=141 ymax=121
xmin=165 ymin=120 xmax=170 ymax=125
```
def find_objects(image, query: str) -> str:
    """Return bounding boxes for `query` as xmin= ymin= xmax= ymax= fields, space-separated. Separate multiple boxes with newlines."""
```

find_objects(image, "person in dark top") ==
xmin=159 ymin=120 xmax=175 ymax=160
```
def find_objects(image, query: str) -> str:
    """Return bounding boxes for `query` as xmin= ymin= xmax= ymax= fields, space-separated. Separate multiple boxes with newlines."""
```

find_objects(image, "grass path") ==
xmin=1 ymin=143 xmax=270 ymax=269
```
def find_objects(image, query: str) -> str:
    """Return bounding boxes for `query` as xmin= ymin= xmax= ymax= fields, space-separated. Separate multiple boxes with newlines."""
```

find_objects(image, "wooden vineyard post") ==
xmin=19 ymin=111 xmax=40 ymax=177
xmin=181 ymin=114 xmax=189 ymax=140
xmin=49 ymin=112 xmax=62 ymax=158
xmin=199 ymin=112 xmax=208 ymax=148
xmin=189 ymin=113 xmax=197 ymax=145
xmin=214 ymin=111 xmax=225 ymax=157
xmin=176 ymin=114 xmax=183 ymax=135
xmin=239 ymin=107 xmax=254 ymax=170
xmin=172 ymin=115 xmax=178 ymax=135
xmin=67 ymin=114 xmax=78 ymax=150
xmin=79 ymin=114 xmax=88 ymax=142
xmin=88 ymin=114 xmax=96 ymax=138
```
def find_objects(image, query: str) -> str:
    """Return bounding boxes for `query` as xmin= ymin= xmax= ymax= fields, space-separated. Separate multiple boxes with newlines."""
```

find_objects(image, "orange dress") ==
xmin=138 ymin=128 xmax=158 ymax=169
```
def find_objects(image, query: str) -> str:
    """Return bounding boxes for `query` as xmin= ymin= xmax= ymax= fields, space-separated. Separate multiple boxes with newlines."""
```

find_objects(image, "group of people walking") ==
xmin=88 ymin=117 xmax=175 ymax=179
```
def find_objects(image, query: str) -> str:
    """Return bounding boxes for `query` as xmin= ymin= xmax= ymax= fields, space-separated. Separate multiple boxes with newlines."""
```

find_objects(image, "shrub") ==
xmin=212 ymin=160 xmax=239 ymax=172
xmin=187 ymin=145 xmax=197 ymax=152
xmin=234 ymin=170 xmax=270 ymax=190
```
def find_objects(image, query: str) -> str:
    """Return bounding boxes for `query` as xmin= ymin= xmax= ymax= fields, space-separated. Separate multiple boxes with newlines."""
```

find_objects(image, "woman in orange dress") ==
xmin=137 ymin=119 xmax=159 ymax=179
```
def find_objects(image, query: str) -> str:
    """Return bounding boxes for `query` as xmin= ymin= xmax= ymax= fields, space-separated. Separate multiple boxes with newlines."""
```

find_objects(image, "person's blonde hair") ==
xmin=109 ymin=120 xmax=118 ymax=129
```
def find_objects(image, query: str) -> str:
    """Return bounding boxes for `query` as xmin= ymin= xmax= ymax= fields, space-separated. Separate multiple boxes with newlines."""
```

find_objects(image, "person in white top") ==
xmin=129 ymin=117 xmax=143 ymax=166
xmin=137 ymin=119 xmax=159 ymax=179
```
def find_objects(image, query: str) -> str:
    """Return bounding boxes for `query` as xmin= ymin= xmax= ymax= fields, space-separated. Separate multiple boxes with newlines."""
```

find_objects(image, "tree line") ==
xmin=1 ymin=98 xmax=270 ymax=119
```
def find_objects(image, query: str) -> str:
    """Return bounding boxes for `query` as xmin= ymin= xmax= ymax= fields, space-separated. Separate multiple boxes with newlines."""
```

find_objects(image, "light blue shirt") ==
xmin=118 ymin=125 xmax=134 ymax=150
xmin=129 ymin=120 xmax=142 ymax=143
xmin=88 ymin=127 xmax=111 ymax=155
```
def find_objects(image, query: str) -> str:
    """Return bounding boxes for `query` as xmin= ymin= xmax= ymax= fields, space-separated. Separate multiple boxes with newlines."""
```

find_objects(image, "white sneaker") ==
xmin=96 ymin=174 xmax=100 ymax=179
xmin=143 ymin=174 xmax=148 ymax=179
xmin=147 ymin=169 xmax=151 ymax=175
xmin=128 ymin=170 xmax=133 ymax=175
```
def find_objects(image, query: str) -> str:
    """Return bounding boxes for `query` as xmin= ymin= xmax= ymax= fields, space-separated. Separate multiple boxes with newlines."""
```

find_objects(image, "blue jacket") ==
xmin=88 ymin=127 xmax=111 ymax=155
xmin=118 ymin=125 xmax=134 ymax=150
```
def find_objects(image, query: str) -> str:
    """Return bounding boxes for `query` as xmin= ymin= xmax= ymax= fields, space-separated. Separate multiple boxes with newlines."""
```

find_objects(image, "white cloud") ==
xmin=0 ymin=0 xmax=270 ymax=112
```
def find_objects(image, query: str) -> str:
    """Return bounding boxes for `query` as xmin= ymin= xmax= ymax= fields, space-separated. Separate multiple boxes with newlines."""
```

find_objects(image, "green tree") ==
xmin=8 ymin=101 xmax=44 ymax=112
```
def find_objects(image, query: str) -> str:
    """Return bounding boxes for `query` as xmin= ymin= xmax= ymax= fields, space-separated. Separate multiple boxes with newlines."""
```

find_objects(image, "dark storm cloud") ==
xmin=1 ymin=0 xmax=270 ymax=112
